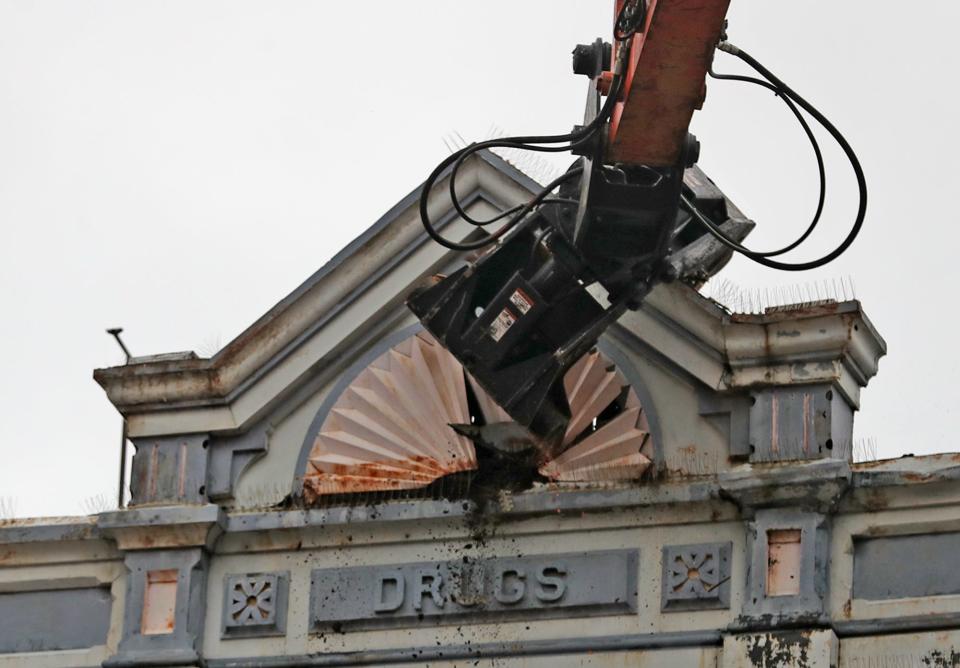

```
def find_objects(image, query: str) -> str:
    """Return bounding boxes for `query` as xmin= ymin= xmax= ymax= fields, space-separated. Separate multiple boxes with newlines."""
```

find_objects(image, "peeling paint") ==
xmin=746 ymin=630 xmax=812 ymax=667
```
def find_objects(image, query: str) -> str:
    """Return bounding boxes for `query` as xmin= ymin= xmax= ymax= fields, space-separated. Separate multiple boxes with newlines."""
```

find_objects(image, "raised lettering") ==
xmin=412 ymin=569 xmax=444 ymax=611
xmin=373 ymin=570 xmax=404 ymax=613
xmin=450 ymin=562 xmax=483 ymax=607
xmin=495 ymin=568 xmax=525 ymax=605
xmin=535 ymin=564 xmax=567 ymax=602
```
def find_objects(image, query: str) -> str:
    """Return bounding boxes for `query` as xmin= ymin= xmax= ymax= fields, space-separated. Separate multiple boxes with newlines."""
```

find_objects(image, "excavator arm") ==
xmin=407 ymin=1 xmax=756 ymax=446
xmin=607 ymin=0 xmax=730 ymax=166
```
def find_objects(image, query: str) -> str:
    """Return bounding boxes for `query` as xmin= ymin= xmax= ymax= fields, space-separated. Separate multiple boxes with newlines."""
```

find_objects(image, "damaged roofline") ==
xmin=92 ymin=148 xmax=884 ymax=439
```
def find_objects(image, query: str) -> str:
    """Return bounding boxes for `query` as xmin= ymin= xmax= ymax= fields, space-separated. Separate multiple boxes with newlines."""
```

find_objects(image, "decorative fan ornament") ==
xmin=301 ymin=333 xmax=655 ymax=500
xmin=538 ymin=351 xmax=653 ymax=482
xmin=302 ymin=332 xmax=477 ymax=502
xmin=466 ymin=373 xmax=514 ymax=425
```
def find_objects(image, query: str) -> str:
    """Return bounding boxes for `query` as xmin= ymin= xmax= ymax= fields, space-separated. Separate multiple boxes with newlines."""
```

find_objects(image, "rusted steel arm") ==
xmin=607 ymin=0 xmax=731 ymax=166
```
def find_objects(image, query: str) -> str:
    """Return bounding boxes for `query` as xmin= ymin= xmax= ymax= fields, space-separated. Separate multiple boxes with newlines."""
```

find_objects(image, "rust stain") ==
xmin=608 ymin=0 xmax=731 ymax=165
xmin=141 ymin=569 xmax=178 ymax=635
xmin=852 ymin=458 xmax=887 ymax=470
xmin=177 ymin=441 xmax=187 ymax=498
xmin=730 ymin=301 xmax=844 ymax=323
xmin=303 ymin=334 xmax=656 ymax=502
xmin=302 ymin=455 xmax=472 ymax=502
xmin=842 ymin=599 xmax=852 ymax=618
xmin=766 ymin=529 xmax=802 ymax=596
xmin=148 ymin=443 xmax=159 ymax=501
xmin=861 ymin=489 xmax=889 ymax=512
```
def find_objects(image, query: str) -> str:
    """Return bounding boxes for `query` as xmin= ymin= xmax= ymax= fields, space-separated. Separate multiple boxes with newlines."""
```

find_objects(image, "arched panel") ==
xmin=296 ymin=327 xmax=660 ymax=501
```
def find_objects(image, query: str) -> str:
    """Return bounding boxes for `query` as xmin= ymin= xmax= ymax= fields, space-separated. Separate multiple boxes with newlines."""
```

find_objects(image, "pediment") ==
xmin=93 ymin=150 xmax=886 ymax=508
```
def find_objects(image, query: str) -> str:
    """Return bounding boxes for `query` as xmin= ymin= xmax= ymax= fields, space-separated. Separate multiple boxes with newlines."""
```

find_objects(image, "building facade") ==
xmin=1 ymin=153 xmax=959 ymax=667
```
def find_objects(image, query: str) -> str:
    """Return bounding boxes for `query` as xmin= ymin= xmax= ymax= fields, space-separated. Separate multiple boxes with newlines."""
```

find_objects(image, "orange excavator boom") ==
xmin=607 ymin=0 xmax=731 ymax=166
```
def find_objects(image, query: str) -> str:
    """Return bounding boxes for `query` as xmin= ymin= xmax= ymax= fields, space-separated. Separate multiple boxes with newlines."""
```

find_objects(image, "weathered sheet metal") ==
xmin=540 ymin=351 xmax=653 ymax=482
xmin=302 ymin=337 xmax=656 ymax=498
xmin=303 ymin=332 xmax=477 ymax=501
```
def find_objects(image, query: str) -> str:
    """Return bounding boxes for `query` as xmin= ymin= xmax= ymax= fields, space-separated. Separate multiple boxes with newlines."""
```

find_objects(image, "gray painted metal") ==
xmin=221 ymin=571 xmax=289 ymax=638
xmin=205 ymin=629 xmax=722 ymax=667
xmin=595 ymin=337 xmax=664 ymax=469
xmin=211 ymin=150 xmax=541 ymax=376
xmin=719 ymin=458 xmax=851 ymax=515
xmin=738 ymin=509 xmax=830 ymax=628
xmin=853 ymin=531 xmax=960 ymax=600
xmin=699 ymin=392 xmax=751 ymax=459
xmin=226 ymin=481 xmax=722 ymax=535
xmin=661 ymin=542 xmax=731 ymax=611
xmin=207 ymin=426 xmax=269 ymax=501
xmin=851 ymin=453 xmax=960 ymax=488
xmin=218 ymin=188 xmax=504 ymax=410
xmin=607 ymin=315 xmax=720 ymax=391
xmin=749 ymin=383 xmax=853 ymax=463
xmin=0 ymin=587 xmax=112 ymax=653
xmin=0 ymin=517 xmax=96 ymax=544
xmin=310 ymin=550 xmax=637 ymax=632
xmin=128 ymin=434 xmax=209 ymax=506
xmin=98 ymin=502 xmax=225 ymax=549
xmin=94 ymin=150 xmax=544 ymax=420
xmin=207 ymin=306 xmax=413 ymax=502
xmin=833 ymin=612 xmax=960 ymax=637
xmin=107 ymin=548 xmax=208 ymax=667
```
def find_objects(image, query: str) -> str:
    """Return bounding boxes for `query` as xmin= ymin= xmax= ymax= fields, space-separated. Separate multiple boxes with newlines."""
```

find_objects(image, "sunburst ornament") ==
xmin=303 ymin=332 xmax=477 ymax=501
xmin=301 ymin=331 xmax=655 ymax=500
xmin=539 ymin=350 xmax=653 ymax=482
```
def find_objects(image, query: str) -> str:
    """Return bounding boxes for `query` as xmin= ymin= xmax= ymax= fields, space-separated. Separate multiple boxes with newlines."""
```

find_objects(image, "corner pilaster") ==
xmin=99 ymin=505 xmax=224 ymax=667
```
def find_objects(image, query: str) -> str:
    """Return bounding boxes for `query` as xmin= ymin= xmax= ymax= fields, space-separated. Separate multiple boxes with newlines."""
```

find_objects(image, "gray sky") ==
xmin=2 ymin=1 xmax=957 ymax=518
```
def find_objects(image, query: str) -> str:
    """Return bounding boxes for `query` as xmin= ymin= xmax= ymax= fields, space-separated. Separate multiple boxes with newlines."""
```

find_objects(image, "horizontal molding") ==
xmin=205 ymin=629 xmax=722 ymax=667
xmin=6 ymin=454 xmax=960 ymax=546
xmin=224 ymin=481 xmax=724 ymax=536
xmin=0 ymin=517 xmax=96 ymax=545
xmin=834 ymin=612 xmax=960 ymax=637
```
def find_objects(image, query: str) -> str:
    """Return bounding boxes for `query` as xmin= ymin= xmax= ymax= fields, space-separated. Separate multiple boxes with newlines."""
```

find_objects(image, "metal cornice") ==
xmin=3 ymin=452 xmax=960 ymax=548
xmin=615 ymin=283 xmax=886 ymax=405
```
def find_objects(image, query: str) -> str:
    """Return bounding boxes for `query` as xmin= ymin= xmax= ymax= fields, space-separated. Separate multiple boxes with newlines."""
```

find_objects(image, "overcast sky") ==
xmin=2 ymin=1 xmax=957 ymax=518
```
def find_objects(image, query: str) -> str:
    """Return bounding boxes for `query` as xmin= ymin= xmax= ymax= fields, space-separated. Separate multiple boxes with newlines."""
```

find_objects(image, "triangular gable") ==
xmin=94 ymin=151 xmax=885 ymax=509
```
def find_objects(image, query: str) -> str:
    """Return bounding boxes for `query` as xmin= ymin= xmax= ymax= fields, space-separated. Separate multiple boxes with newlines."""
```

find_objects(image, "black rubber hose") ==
xmin=419 ymin=166 xmax=584 ymax=252
xmin=687 ymin=42 xmax=867 ymax=271
xmin=419 ymin=42 xmax=629 ymax=249
xmin=707 ymin=66 xmax=826 ymax=257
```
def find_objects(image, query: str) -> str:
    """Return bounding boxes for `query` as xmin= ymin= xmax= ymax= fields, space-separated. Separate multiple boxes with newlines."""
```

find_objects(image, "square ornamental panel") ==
xmin=661 ymin=542 xmax=731 ymax=611
xmin=222 ymin=572 xmax=289 ymax=639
